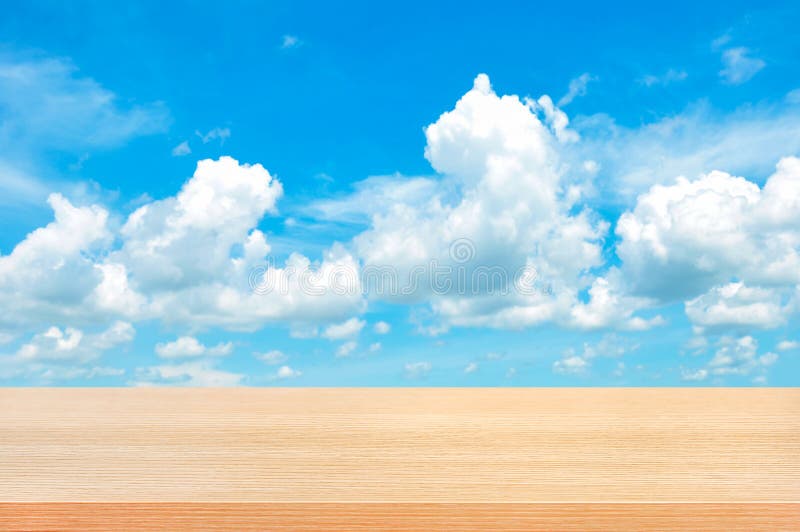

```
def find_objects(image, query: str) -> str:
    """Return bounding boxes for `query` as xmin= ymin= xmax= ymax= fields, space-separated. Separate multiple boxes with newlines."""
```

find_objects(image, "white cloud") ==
xmin=1 ymin=155 xmax=365 ymax=336
xmin=404 ymin=361 xmax=431 ymax=378
xmin=307 ymin=175 xmax=439 ymax=225
xmin=553 ymin=355 xmax=588 ymax=375
xmin=464 ymin=362 xmax=478 ymax=374
xmin=552 ymin=334 xmax=637 ymax=376
xmin=707 ymin=336 xmax=777 ymax=377
xmin=113 ymin=156 xmax=364 ymax=329
xmin=155 ymin=336 xmax=233 ymax=359
xmin=369 ymin=342 xmax=381 ymax=353
xmin=256 ymin=349 xmax=288 ymax=365
xmin=711 ymin=33 xmax=732 ymax=50
xmin=14 ymin=321 xmax=133 ymax=363
xmin=1 ymin=321 xmax=134 ymax=380
xmin=719 ymin=47 xmax=765 ymax=85
xmin=685 ymin=282 xmax=786 ymax=331
xmin=574 ymin=101 xmax=800 ymax=201
xmin=616 ymin=158 xmax=800 ymax=306
xmin=0 ymin=193 xmax=112 ymax=328
xmin=336 ymin=341 xmax=357 ymax=358
xmin=36 ymin=365 xmax=124 ymax=382
xmin=373 ymin=321 xmax=391 ymax=334
xmin=196 ymin=127 xmax=230 ymax=144
xmin=171 ymin=140 xmax=191 ymax=156
xmin=531 ymin=95 xmax=579 ymax=143
xmin=352 ymin=74 xmax=610 ymax=331
xmin=681 ymin=368 xmax=708 ymax=381
xmin=777 ymin=340 xmax=799 ymax=352
xmin=118 ymin=156 xmax=282 ymax=292
xmin=135 ymin=361 xmax=242 ymax=386
xmin=558 ymin=73 xmax=595 ymax=106
xmin=322 ymin=317 xmax=365 ymax=340
xmin=569 ymin=276 xmax=664 ymax=331
xmin=4 ymin=70 xmax=800 ymax=384
xmin=275 ymin=365 xmax=301 ymax=379
xmin=640 ymin=69 xmax=687 ymax=87
xmin=680 ymin=336 xmax=780 ymax=383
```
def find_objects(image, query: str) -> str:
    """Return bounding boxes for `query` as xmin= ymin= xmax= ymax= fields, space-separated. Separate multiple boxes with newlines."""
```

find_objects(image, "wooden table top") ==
xmin=1 ymin=388 xmax=798 ymax=529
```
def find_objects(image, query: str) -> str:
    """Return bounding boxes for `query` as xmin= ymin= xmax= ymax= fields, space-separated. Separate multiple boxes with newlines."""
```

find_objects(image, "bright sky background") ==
xmin=1 ymin=1 xmax=799 ymax=386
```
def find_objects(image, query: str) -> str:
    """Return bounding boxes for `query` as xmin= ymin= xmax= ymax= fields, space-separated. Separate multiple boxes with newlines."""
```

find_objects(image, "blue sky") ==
xmin=1 ymin=1 xmax=799 ymax=386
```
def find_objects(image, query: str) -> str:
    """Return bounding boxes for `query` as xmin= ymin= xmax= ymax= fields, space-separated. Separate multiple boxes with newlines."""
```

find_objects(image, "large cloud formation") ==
xmin=354 ymin=75 xmax=614 ymax=331
xmin=0 ymin=156 xmax=364 ymax=337
xmin=2 ymin=73 xmax=799 ymax=383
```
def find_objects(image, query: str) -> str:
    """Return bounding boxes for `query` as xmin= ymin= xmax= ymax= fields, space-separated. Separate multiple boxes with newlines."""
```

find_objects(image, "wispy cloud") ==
xmin=135 ymin=361 xmax=243 ymax=386
xmin=171 ymin=140 xmax=191 ymax=156
xmin=281 ymin=34 xmax=301 ymax=49
xmin=0 ymin=52 xmax=170 ymax=204
xmin=405 ymin=361 xmax=431 ymax=379
xmin=557 ymin=73 xmax=595 ymax=106
xmin=256 ymin=350 xmax=288 ymax=365
xmin=336 ymin=341 xmax=357 ymax=357
xmin=639 ymin=69 xmax=688 ymax=87
xmin=195 ymin=127 xmax=231 ymax=144
xmin=719 ymin=47 xmax=765 ymax=84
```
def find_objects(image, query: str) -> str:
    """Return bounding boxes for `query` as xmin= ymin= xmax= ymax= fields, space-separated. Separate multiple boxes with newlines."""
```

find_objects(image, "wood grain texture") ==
xmin=1 ymin=388 xmax=798 ymax=503
xmin=1 ymin=503 xmax=798 ymax=531
xmin=1 ymin=388 xmax=798 ymax=529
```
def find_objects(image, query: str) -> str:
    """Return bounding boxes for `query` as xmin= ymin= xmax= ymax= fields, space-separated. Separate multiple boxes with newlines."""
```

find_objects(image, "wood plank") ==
xmin=1 ymin=503 xmax=798 ymax=531
xmin=1 ymin=388 xmax=798 ymax=504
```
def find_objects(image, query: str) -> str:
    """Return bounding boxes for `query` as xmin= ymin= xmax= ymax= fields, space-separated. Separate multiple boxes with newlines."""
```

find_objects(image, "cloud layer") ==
xmin=2 ymin=72 xmax=798 ymax=385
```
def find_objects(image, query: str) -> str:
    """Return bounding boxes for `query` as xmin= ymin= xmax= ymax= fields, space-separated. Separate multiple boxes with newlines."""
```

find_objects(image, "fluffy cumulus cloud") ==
xmin=155 ymin=336 xmax=233 ymax=359
xmin=685 ymin=282 xmax=787 ymax=331
xmin=613 ymin=158 xmax=800 ymax=323
xmin=0 ymin=321 xmax=133 ymax=381
xmin=1 ymin=154 xmax=367 ymax=382
xmin=274 ymin=365 xmax=301 ymax=379
xmin=373 ymin=321 xmax=391 ymax=334
xmin=322 ymin=318 xmax=365 ymax=340
xmin=352 ymin=74 xmax=615 ymax=332
xmin=682 ymin=336 xmax=778 ymax=383
xmin=1 ymin=156 xmax=364 ymax=335
xmin=0 ymin=193 xmax=112 ymax=329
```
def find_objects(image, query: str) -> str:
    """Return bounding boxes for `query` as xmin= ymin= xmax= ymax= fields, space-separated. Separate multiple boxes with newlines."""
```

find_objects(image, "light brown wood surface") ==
xmin=1 ymin=503 xmax=798 ymax=531
xmin=1 ymin=388 xmax=798 ymax=529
